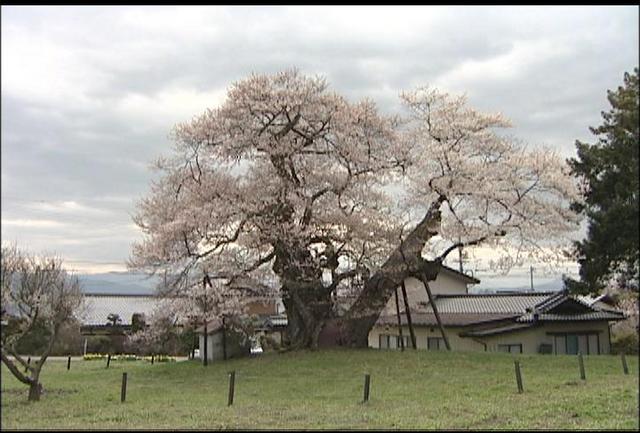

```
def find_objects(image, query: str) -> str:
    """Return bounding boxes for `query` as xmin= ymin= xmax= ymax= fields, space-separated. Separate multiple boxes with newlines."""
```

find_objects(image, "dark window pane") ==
xmin=566 ymin=334 xmax=579 ymax=355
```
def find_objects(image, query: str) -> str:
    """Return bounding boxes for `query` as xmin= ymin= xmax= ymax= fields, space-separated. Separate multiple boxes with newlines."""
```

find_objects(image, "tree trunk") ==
xmin=274 ymin=239 xmax=333 ymax=350
xmin=273 ymin=199 xmax=447 ymax=350
xmin=394 ymin=287 xmax=405 ymax=351
xmin=400 ymin=281 xmax=417 ymax=350
xmin=28 ymin=381 xmax=43 ymax=402
xmin=281 ymin=281 xmax=332 ymax=350
xmin=203 ymin=322 xmax=208 ymax=366
xmin=340 ymin=202 xmax=444 ymax=347
xmin=419 ymin=273 xmax=451 ymax=351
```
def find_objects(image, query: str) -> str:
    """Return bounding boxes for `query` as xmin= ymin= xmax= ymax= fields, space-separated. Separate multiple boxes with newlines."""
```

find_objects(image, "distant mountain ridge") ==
xmin=79 ymin=272 xmax=566 ymax=296
xmin=78 ymin=272 xmax=160 ymax=295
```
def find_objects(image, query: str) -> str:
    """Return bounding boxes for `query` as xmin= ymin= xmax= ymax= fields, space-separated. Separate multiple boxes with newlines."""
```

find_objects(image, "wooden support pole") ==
xmin=227 ymin=371 xmax=236 ymax=406
xmin=621 ymin=353 xmax=629 ymax=375
xmin=394 ymin=287 xmax=405 ymax=351
xmin=222 ymin=316 xmax=227 ymax=361
xmin=151 ymin=354 xmax=154 ymax=365
xmin=106 ymin=354 xmax=111 ymax=369
xmin=578 ymin=352 xmax=586 ymax=380
xmin=67 ymin=356 xmax=71 ymax=371
xmin=514 ymin=360 xmax=523 ymax=394
xmin=419 ymin=273 xmax=451 ymax=351
xmin=121 ymin=372 xmax=127 ymax=403
xmin=400 ymin=281 xmax=417 ymax=350
xmin=203 ymin=322 xmax=208 ymax=367
xmin=363 ymin=373 xmax=371 ymax=403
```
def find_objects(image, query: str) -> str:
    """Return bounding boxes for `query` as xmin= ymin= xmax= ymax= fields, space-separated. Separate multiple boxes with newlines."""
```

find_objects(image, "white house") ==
xmin=367 ymin=267 xmax=626 ymax=355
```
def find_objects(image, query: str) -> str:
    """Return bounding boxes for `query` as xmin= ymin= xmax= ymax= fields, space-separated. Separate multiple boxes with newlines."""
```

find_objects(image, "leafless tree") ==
xmin=1 ymin=244 xmax=85 ymax=401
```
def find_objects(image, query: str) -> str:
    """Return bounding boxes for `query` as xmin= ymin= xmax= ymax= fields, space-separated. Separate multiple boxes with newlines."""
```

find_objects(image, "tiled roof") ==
xmin=461 ymin=323 xmax=535 ymax=337
xmin=375 ymin=291 xmax=626 ymax=328
xmin=517 ymin=311 xmax=626 ymax=323
xmin=376 ymin=312 xmax=516 ymax=327
xmin=80 ymin=294 xmax=169 ymax=326
xmin=421 ymin=293 xmax=553 ymax=315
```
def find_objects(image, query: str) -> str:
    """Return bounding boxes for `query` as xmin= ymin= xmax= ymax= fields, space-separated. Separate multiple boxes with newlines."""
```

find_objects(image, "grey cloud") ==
xmin=1 ymin=6 xmax=638 ymax=274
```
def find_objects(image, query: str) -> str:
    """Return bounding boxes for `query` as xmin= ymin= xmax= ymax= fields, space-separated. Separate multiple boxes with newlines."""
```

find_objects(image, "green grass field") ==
xmin=1 ymin=349 xmax=638 ymax=429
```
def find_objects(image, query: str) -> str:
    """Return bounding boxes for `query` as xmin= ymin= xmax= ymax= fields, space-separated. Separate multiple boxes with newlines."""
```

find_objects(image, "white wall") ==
xmin=198 ymin=332 xmax=224 ymax=361
xmin=369 ymin=321 xmax=613 ymax=355
xmin=382 ymin=271 xmax=470 ymax=316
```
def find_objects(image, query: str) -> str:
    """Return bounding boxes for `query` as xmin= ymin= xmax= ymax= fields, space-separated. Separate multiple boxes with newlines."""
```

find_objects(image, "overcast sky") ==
xmin=1 ymin=6 xmax=638 ymax=287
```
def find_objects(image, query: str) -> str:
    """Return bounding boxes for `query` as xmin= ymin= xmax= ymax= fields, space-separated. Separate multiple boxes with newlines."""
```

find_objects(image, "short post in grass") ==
xmin=514 ymin=360 xmax=524 ymax=393
xmin=67 ymin=356 xmax=71 ymax=371
xmin=621 ymin=353 xmax=629 ymax=375
xmin=106 ymin=354 xmax=111 ymax=369
xmin=227 ymin=371 xmax=236 ymax=406
xmin=151 ymin=354 xmax=155 ymax=365
xmin=578 ymin=352 xmax=586 ymax=380
xmin=121 ymin=372 xmax=127 ymax=403
xmin=363 ymin=373 xmax=371 ymax=403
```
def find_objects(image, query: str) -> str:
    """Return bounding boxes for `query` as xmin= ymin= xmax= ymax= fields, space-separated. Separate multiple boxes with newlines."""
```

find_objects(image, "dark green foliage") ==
xmin=85 ymin=335 xmax=122 ymax=354
xmin=131 ymin=313 xmax=146 ymax=333
xmin=12 ymin=319 xmax=51 ymax=356
xmin=177 ymin=326 xmax=197 ymax=355
xmin=566 ymin=68 xmax=639 ymax=295
xmin=106 ymin=313 xmax=122 ymax=327
xmin=611 ymin=332 xmax=639 ymax=355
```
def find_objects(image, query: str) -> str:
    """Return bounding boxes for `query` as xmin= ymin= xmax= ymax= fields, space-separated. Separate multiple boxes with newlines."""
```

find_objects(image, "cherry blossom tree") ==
xmin=342 ymin=87 xmax=581 ymax=346
xmin=130 ymin=70 xmax=581 ymax=350
xmin=1 ymin=244 xmax=85 ymax=401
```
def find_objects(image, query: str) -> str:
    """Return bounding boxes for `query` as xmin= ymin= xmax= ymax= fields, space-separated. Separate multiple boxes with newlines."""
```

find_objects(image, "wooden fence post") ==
xmin=621 ymin=353 xmax=629 ymax=375
xmin=151 ymin=354 xmax=154 ymax=365
xmin=67 ymin=356 xmax=71 ymax=371
xmin=106 ymin=354 xmax=111 ymax=369
xmin=514 ymin=360 xmax=523 ymax=393
xmin=121 ymin=372 xmax=127 ymax=403
xmin=227 ymin=371 xmax=236 ymax=406
xmin=363 ymin=373 xmax=371 ymax=403
xmin=578 ymin=352 xmax=586 ymax=380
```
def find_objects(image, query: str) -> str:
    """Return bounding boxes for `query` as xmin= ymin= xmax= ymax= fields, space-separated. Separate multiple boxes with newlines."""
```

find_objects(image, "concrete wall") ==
xmin=369 ymin=321 xmax=613 ymax=355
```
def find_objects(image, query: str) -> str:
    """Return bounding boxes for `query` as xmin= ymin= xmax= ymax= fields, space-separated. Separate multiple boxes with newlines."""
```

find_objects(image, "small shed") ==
xmin=195 ymin=319 xmax=250 ymax=362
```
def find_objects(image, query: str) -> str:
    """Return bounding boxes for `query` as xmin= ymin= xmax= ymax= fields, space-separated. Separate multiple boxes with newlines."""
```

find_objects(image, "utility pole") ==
xmin=530 ymin=266 xmax=534 ymax=292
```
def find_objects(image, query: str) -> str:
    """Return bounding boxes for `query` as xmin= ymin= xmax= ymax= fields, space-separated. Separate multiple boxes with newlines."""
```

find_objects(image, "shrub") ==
xmin=142 ymin=354 xmax=176 ymax=363
xmin=611 ymin=332 xmax=639 ymax=355
xmin=113 ymin=354 xmax=139 ymax=361
xmin=83 ymin=353 xmax=107 ymax=361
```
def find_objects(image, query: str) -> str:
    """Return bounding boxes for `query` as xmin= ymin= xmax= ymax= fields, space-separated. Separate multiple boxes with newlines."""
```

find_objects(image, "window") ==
xmin=379 ymin=334 xmax=410 ymax=350
xmin=427 ymin=337 xmax=443 ymax=351
xmin=379 ymin=334 xmax=390 ymax=349
xmin=498 ymin=344 xmax=523 ymax=353
xmin=566 ymin=334 xmax=579 ymax=355
xmin=550 ymin=333 xmax=599 ymax=355
xmin=397 ymin=335 xmax=410 ymax=349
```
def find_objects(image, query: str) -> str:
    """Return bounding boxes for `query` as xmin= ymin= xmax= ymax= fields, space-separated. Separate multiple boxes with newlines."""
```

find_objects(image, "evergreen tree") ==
xmin=565 ymin=68 xmax=639 ymax=295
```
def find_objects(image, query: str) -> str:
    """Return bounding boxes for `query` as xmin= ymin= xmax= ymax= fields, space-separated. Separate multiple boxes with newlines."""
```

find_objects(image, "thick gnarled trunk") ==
xmin=281 ymin=279 xmax=333 ymax=349
xmin=275 ymin=201 xmax=445 ymax=350
xmin=339 ymin=203 xmax=445 ymax=347
xmin=274 ymin=242 xmax=333 ymax=350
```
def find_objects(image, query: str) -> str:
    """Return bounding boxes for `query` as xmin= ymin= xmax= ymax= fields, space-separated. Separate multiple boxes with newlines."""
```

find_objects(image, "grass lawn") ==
xmin=1 ymin=349 xmax=638 ymax=429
